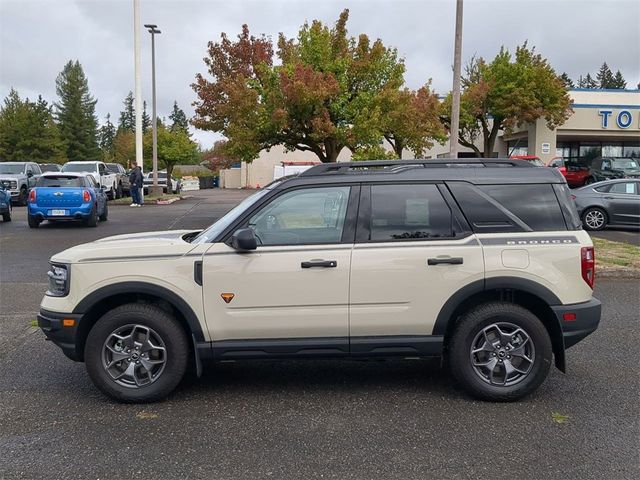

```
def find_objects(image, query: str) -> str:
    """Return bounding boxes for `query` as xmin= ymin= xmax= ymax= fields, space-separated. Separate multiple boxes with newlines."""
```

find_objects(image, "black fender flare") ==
xmin=73 ymin=281 xmax=205 ymax=342
xmin=433 ymin=277 xmax=565 ymax=370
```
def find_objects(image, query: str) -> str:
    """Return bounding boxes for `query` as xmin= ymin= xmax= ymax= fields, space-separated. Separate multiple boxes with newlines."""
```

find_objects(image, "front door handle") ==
xmin=428 ymin=257 xmax=463 ymax=266
xmin=301 ymin=260 xmax=337 ymax=268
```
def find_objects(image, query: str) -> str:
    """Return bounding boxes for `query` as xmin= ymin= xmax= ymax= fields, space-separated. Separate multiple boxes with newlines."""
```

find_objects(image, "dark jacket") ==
xmin=129 ymin=166 xmax=143 ymax=188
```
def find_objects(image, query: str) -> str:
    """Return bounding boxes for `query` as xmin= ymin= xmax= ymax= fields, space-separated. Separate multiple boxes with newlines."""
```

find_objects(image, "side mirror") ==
xmin=230 ymin=228 xmax=257 ymax=251
xmin=27 ymin=171 xmax=33 ymax=178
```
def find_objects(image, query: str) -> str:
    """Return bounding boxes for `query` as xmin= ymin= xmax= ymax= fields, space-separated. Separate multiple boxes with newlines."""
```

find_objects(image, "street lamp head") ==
xmin=143 ymin=24 xmax=157 ymax=29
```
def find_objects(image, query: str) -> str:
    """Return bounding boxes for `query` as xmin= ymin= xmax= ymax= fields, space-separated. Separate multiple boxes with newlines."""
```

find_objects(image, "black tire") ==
xmin=582 ymin=207 xmax=607 ymax=231
xmin=84 ymin=303 xmax=190 ymax=403
xmin=448 ymin=302 xmax=552 ymax=402
xmin=2 ymin=210 xmax=10 ymax=222
xmin=116 ymin=183 xmax=123 ymax=199
xmin=18 ymin=187 xmax=28 ymax=206
xmin=107 ymin=184 xmax=116 ymax=200
xmin=27 ymin=213 xmax=39 ymax=228
xmin=99 ymin=202 xmax=109 ymax=221
xmin=85 ymin=204 xmax=98 ymax=227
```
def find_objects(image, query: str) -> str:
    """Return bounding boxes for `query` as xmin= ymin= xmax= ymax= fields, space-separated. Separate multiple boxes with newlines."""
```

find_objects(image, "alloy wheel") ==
xmin=584 ymin=209 xmax=605 ymax=229
xmin=470 ymin=322 xmax=535 ymax=387
xmin=101 ymin=324 xmax=167 ymax=388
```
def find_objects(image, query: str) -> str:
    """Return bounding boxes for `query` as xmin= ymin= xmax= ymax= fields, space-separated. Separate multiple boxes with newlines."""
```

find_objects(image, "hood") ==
xmin=0 ymin=174 xmax=26 ymax=180
xmin=51 ymin=229 xmax=202 ymax=264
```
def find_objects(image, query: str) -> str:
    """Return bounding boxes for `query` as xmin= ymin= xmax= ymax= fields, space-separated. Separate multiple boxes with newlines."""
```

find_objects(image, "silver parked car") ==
xmin=572 ymin=179 xmax=640 ymax=230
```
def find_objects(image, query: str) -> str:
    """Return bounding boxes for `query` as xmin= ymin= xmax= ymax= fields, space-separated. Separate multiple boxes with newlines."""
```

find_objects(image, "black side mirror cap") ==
xmin=230 ymin=228 xmax=257 ymax=251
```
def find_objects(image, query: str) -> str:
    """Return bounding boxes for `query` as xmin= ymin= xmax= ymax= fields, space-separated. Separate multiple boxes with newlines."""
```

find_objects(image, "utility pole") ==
xmin=133 ymin=0 xmax=143 ymax=177
xmin=450 ymin=0 xmax=464 ymax=158
xmin=144 ymin=24 xmax=162 ymax=195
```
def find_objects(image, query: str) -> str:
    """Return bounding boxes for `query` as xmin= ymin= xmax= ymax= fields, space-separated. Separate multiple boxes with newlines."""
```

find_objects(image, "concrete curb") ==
xmin=598 ymin=267 xmax=640 ymax=279
xmin=155 ymin=197 xmax=182 ymax=205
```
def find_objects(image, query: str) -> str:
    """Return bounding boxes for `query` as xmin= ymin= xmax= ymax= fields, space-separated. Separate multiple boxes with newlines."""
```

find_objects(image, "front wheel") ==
xmin=448 ymin=302 xmax=552 ymax=401
xmin=18 ymin=187 xmax=28 ymax=206
xmin=84 ymin=304 xmax=189 ymax=403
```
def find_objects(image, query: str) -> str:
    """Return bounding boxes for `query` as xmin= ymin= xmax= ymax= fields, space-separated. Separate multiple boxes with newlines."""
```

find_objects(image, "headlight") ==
xmin=46 ymin=264 xmax=70 ymax=297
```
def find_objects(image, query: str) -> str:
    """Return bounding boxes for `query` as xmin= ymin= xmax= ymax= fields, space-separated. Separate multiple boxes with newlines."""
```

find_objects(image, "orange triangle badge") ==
xmin=221 ymin=293 xmax=235 ymax=304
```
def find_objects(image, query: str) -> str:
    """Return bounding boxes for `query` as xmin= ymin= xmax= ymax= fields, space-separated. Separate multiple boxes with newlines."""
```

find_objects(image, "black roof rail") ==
xmin=299 ymin=158 xmax=535 ymax=176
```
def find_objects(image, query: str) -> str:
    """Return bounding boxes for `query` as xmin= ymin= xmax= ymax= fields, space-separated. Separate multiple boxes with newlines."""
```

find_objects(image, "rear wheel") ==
xmin=99 ymin=202 xmax=109 ymax=221
xmin=85 ymin=205 xmax=98 ymax=227
xmin=27 ymin=213 xmax=39 ymax=228
xmin=84 ymin=304 xmax=189 ymax=403
xmin=18 ymin=187 xmax=28 ymax=206
xmin=582 ymin=207 xmax=607 ymax=231
xmin=2 ymin=207 xmax=10 ymax=222
xmin=448 ymin=302 xmax=552 ymax=401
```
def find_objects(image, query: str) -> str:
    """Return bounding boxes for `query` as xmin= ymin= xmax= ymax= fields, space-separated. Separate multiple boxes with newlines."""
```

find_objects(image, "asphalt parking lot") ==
xmin=0 ymin=189 xmax=639 ymax=479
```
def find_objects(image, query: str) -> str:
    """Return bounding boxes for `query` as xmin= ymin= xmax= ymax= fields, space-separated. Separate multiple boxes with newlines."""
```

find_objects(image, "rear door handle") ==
xmin=428 ymin=257 xmax=463 ymax=266
xmin=301 ymin=260 xmax=337 ymax=268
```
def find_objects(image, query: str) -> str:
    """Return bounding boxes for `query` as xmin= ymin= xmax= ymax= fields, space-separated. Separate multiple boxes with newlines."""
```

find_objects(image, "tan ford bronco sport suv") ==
xmin=39 ymin=159 xmax=601 ymax=402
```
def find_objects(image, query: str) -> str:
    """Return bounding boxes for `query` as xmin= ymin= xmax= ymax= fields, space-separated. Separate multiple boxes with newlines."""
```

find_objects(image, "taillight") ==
xmin=581 ymin=246 xmax=595 ymax=289
xmin=83 ymin=190 xmax=91 ymax=202
xmin=29 ymin=189 xmax=36 ymax=203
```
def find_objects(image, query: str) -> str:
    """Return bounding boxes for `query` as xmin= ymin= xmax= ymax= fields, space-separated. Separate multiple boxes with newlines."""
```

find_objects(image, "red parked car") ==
xmin=547 ymin=157 xmax=592 ymax=188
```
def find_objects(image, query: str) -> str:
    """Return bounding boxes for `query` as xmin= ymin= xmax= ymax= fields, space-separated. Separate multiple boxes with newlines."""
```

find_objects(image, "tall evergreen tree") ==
xmin=612 ymin=70 xmax=627 ymax=89
xmin=118 ymin=91 xmax=135 ymax=132
xmin=0 ymin=89 xmax=63 ymax=162
xmin=99 ymin=113 xmax=116 ymax=161
xmin=54 ymin=60 xmax=100 ymax=161
xmin=559 ymin=72 xmax=574 ymax=89
xmin=142 ymin=101 xmax=151 ymax=134
xmin=583 ymin=73 xmax=597 ymax=89
xmin=169 ymin=100 xmax=190 ymax=135
xmin=596 ymin=62 xmax=615 ymax=88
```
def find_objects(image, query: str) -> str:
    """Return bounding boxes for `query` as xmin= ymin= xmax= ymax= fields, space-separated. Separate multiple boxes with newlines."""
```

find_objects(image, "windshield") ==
xmin=106 ymin=164 xmax=120 ymax=173
xmin=191 ymin=189 xmax=272 ymax=244
xmin=612 ymin=159 xmax=639 ymax=170
xmin=36 ymin=175 xmax=84 ymax=187
xmin=62 ymin=163 xmax=96 ymax=173
xmin=527 ymin=159 xmax=544 ymax=167
xmin=0 ymin=164 xmax=26 ymax=174
xmin=40 ymin=164 xmax=61 ymax=172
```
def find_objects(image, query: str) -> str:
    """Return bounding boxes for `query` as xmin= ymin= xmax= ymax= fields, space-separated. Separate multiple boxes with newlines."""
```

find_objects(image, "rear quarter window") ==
xmin=448 ymin=183 xmax=569 ymax=232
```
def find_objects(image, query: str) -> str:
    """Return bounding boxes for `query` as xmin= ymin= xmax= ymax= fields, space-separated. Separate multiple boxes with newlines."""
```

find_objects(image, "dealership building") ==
xmin=219 ymin=89 xmax=639 ymax=188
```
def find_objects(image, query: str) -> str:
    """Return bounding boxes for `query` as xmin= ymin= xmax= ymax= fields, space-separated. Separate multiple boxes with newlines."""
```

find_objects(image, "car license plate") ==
xmin=50 ymin=209 xmax=67 ymax=216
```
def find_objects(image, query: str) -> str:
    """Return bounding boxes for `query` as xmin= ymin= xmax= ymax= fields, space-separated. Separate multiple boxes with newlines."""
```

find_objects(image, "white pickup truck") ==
xmin=61 ymin=161 xmax=118 ymax=200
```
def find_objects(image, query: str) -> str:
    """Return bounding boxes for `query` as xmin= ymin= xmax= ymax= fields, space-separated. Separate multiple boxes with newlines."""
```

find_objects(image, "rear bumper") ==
xmin=29 ymin=205 xmax=92 ymax=221
xmin=37 ymin=309 xmax=83 ymax=361
xmin=552 ymin=297 xmax=601 ymax=349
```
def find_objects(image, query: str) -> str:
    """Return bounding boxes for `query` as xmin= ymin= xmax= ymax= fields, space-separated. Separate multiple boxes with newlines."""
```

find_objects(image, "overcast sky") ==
xmin=1 ymin=0 xmax=638 ymax=148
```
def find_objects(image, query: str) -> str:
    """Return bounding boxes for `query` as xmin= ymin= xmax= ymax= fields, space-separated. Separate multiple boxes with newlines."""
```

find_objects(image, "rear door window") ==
xmin=609 ymin=182 xmax=637 ymax=195
xmin=367 ymin=184 xmax=453 ymax=241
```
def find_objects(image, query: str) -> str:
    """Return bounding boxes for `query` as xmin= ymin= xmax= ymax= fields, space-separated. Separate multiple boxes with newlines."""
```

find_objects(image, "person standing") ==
xmin=129 ymin=162 xmax=144 ymax=207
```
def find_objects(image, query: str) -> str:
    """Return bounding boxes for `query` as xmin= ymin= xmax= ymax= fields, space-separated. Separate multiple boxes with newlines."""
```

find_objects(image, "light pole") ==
xmin=450 ymin=0 xmax=464 ymax=158
xmin=133 ymin=0 xmax=143 ymax=179
xmin=144 ymin=23 xmax=162 ymax=196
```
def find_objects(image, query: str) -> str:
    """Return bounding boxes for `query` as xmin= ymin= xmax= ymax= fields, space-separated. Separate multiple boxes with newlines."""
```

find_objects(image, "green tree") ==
xmin=583 ymin=73 xmax=597 ymax=88
xmin=112 ymin=129 xmax=135 ymax=167
xmin=143 ymin=125 xmax=199 ymax=187
xmin=596 ymin=62 xmax=615 ymax=88
xmin=440 ymin=45 xmax=572 ymax=158
xmin=118 ymin=91 xmax=135 ymax=132
xmin=193 ymin=10 xmax=409 ymax=163
xmin=0 ymin=89 xmax=64 ymax=162
xmin=99 ymin=113 xmax=116 ymax=162
xmin=54 ymin=60 xmax=100 ymax=161
xmin=612 ymin=70 xmax=627 ymax=89
xmin=169 ymin=100 xmax=190 ymax=135
xmin=560 ymin=72 xmax=574 ymax=89
xmin=142 ymin=100 xmax=151 ymax=134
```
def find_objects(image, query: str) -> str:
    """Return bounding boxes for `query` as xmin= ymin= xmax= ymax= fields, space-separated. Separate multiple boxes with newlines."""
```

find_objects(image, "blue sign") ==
xmin=599 ymin=109 xmax=636 ymax=129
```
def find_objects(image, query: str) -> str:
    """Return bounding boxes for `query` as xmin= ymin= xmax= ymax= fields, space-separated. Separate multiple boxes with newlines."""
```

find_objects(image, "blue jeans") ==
xmin=131 ymin=187 xmax=141 ymax=204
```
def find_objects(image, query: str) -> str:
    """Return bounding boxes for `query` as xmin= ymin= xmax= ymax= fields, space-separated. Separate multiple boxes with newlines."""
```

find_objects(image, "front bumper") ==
xmin=37 ymin=309 xmax=83 ymax=361
xmin=551 ymin=297 xmax=601 ymax=349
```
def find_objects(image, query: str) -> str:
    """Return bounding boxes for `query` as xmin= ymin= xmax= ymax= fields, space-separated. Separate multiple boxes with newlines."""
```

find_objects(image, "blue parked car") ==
xmin=0 ymin=183 xmax=12 ymax=222
xmin=27 ymin=172 xmax=108 ymax=228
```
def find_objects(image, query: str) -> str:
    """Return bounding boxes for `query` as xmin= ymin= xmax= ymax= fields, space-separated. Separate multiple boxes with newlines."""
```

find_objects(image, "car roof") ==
xmin=276 ymin=158 xmax=566 ymax=187
xmin=1 ymin=162 xmax=29 ymax=165
xmin=65 ymin=161 xmax=99 ymax=164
